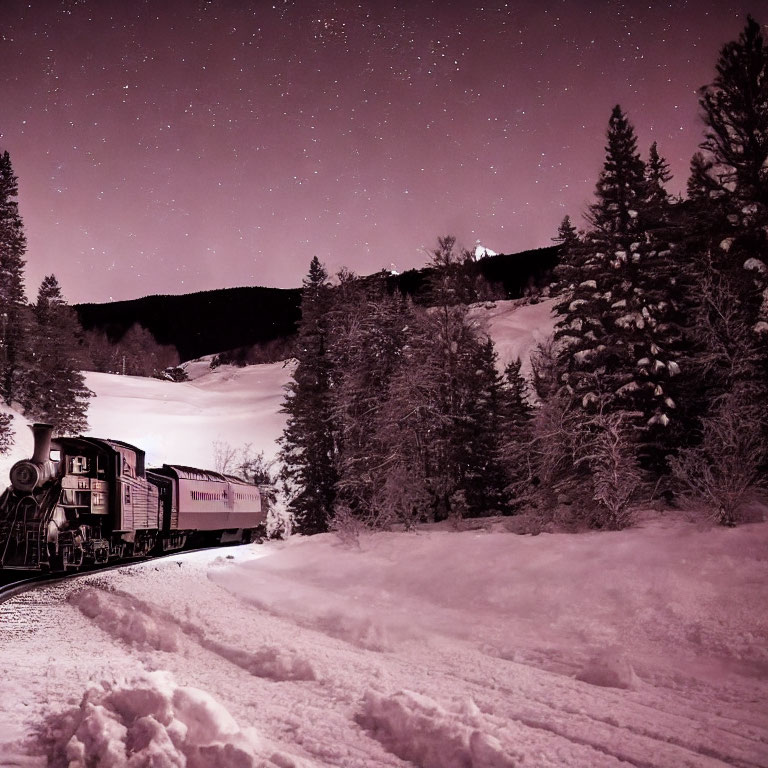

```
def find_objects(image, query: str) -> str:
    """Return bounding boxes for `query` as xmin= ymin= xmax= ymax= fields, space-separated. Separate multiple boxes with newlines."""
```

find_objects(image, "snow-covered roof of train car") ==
xmin=149 ymin=464 xmax=250 ymax=485
xmin=222 ymin=474 xmax=257 ymax=487
xmin=56 ymin=435 xmax=143 ymax=462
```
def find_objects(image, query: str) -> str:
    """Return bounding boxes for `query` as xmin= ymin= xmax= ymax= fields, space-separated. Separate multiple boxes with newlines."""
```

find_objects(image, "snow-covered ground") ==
xmin=1 ymin=518 xmax=767 ymax=766
xmin=1 ymin=297 xmax=767 ymax=767
xmin=469 ymin=298 xmax=557 ymax=380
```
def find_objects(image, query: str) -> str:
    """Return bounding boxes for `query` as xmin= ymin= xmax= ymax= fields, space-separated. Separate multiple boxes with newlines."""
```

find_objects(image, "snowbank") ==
xmin=71 ymin=587 xmax=182 ymax=652
xmin=40 ymin=671 xmax=260 ymax=768
xmin=359 ymin=690 xmax=518 ymax=768
xmin=72 ymin=583 xmax=316 ymax=682
xmin=210 ymin=520 xmax=768 ymax=671
xmin=576 ymin=647 xmax=639 ymax=690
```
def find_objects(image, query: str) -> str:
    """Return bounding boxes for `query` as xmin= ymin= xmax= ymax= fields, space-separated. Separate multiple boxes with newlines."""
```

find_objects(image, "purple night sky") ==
xmin=0 ymin=0 xmax=756 ymax=303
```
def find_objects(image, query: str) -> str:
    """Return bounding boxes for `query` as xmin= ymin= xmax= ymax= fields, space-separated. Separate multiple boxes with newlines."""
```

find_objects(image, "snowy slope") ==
xmin=0 ymin=361 xmax=291 ymax=487
xmin=81 ymin=361 xmax=290 ymax=469
xmin=1 ymin=520 xmax=767 ymax=766
xmin=470 ymin=298 xmax=557 ymax=379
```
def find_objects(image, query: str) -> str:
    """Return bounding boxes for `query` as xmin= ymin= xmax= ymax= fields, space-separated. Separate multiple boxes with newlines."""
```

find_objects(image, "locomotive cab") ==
xmin=0 ymin=426 xmax=141 ymax=570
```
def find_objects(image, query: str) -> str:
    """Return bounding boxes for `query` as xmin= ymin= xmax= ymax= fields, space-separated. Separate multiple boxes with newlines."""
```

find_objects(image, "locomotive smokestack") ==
xmin=30 ymin=423 xmax=54 ymax=464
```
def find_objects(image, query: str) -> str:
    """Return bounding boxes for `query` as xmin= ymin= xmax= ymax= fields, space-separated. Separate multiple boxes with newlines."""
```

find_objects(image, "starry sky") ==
xmin=0 ymin=0 xmax=758 ymax=304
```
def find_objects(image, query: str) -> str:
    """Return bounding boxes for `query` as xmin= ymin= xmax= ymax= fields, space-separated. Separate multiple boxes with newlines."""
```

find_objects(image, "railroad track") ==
xmin=0 ymin=572 xmax=64 ymax=603
xmin=0 ymin=542 xmax=254 ymax=605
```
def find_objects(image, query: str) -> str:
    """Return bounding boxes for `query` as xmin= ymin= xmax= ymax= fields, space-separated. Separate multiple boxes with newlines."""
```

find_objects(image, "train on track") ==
xmin=0 ymin=424 xmax=268 ymax=572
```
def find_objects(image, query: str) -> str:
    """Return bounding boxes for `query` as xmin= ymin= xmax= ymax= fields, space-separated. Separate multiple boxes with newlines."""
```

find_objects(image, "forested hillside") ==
xmin=73 ymin=245 xmax=559 ymax=363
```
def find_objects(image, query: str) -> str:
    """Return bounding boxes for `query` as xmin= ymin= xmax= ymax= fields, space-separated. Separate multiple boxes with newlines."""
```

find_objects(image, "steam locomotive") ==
xmin=0 ymin=424 xmax=267 ymax=572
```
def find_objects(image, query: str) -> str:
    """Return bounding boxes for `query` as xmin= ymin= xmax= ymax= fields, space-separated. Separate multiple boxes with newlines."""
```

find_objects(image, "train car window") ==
xmin=61 ymin=489 xmax=90 ymax=507
xmin=69 ymin=456 xmax=89 ymax=474
xmin=124 ymin=485 xmax=131 ymax=505
xmin=49 ymin=449 xmax=61 ymax=462
xmin=122 ymin=456 xmax=136 ymax=478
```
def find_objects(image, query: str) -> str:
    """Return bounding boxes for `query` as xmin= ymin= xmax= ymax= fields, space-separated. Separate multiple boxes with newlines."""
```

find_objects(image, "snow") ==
xmin=744 ymin=256 xmax=767 ymax=274
xmin=575 ymin=647 xmax=639 ymax=690
xmin=39 ymin=671 xmax=261 ymax=768
xmin=473 ymin=243 xmax=497 ymax=259
xmin=0 ymin=360 xmax=292 ymax=482
xmin=1 ymin=297 xmax=767 ymax=767
xmin=3 ymin=518 xmax=767 ymax=766
xmin=468 ymin=298 xmax=558 ymax=379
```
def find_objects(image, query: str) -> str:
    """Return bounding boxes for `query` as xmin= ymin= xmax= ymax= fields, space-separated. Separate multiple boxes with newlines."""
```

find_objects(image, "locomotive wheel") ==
xmin=49 ymin=547 xmax=70 ymax=573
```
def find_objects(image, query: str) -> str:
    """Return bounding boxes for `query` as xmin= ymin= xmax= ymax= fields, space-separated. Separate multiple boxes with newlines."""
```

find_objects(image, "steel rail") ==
xmin=0 ymin=542 xmax=256 ymax=605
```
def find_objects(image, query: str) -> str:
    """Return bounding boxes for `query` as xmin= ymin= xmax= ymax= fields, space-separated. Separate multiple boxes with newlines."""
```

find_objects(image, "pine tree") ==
xmin=587 ymin=106 xmax=647 ymax=238
xmin=555 ymin=106 xmax=648 ymax=413
xmin=24 ymin=275 xmax=92 ymax=434
xmin=554 ymin=108 xmax=691 ymax=477
xmin=462 ymin=337 xmax=510 ymax=515
xmin=0 ymin=150 xmax=29 ymax=405
xmin=278 ymin=257 xmax=337 ymax=535
xmin=697 ymin=16 xmax=768 ymax=340
xmin=422 ymin=238 xmax=504 ymax=519
xmin=643 ymin=142 xmax=674 ymax=226
xmin=500 ymin=357 xmax=535 ymax=508
xmin=371 ymin=239 xmax=512 ymax=523
xmin=686 ymin=152 xmax=719 ymax=203
xmin=681 ymin=16 xmax=768 ymax=459
xmin=381 ymin=304 xmax=489 ymax=522
xmin=328 ymin=272 xmax=410 ymax=528
xmin=700 ymin=16 xmax=768 ymax=209
xmin=551 ymin=215 xmax=582 ymax=296
xmin=553 ymin=215 xmax=579 ymax=248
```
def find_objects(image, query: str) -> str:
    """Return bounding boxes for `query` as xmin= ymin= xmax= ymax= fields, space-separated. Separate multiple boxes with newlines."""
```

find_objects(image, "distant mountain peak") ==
xmin=474 ymin=243 xmax=498 ymax=260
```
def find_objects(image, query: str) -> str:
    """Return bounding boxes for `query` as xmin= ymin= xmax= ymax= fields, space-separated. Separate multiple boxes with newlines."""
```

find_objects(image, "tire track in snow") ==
xmin=366 ymin=634 xmax=768 ymax=768
xmin=462 ymin=647 xmax=767 ymax=767
xmin=70 ymin=585 xmax=318 ymax=682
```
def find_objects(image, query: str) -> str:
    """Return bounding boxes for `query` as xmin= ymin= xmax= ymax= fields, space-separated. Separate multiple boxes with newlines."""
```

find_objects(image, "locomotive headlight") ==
xmin=10 ymin=461 xmax=40 ymax=493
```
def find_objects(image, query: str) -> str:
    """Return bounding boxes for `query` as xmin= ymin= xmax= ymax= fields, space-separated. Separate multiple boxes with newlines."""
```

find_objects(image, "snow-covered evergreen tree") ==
xmin=328 ymin=271 xmax=410 ymax=528
xmin=462 ymin=337 xmax=510 ymax=515
xmin=499 ymin=357 xmax=534 ymax=508
xmin=690 ymin=15 xmax=768 ymax=388
xmin=23 ymin=275 xmax=92 ymax=434
xmin=670 ymin=17 xmax=768 ymax=497
xmin=0 ymin=150 xmax=29 ymax=406
xmin=555 ymin=106 xmax=647 ymax=412
xmin=554 ymin=107 xmax=687 ymax=470
xmin=279 ymin=257 xmax=338 ymax=535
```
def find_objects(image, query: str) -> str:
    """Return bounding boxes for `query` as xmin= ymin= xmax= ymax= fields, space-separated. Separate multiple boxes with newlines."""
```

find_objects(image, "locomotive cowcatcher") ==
xmin=0 ymin=423 xmax=267 ymax=571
